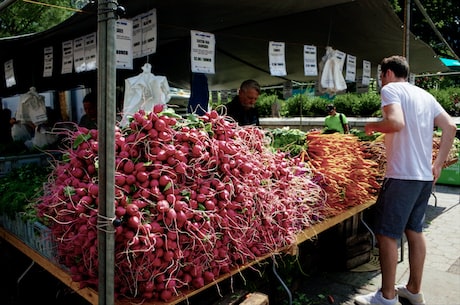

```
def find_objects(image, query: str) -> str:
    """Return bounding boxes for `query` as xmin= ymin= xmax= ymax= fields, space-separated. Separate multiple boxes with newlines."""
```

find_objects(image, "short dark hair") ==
xmin=380 ymin=55 xmax=409 ymax=79
xmin=83 ymin=91 xmax=97 ymax=105
xmin=326 ymin=104 xmax=335 ymax=112
xmin=240 ymin=79 xmax=261 ymax=94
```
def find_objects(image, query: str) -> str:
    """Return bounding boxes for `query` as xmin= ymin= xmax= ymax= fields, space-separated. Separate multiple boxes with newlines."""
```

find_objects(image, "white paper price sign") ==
xmin=269 ymin=41 xmax=287 ymax=76
xmin=304 ymin=45 xmax=318 ymax=76
xmin=190 ymin=30 xmax=215 ymax=74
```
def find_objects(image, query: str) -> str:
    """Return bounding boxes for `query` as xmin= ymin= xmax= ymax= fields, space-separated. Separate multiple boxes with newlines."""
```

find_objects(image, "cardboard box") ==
xmin=239 ymin=293 xmax=269 ymax=305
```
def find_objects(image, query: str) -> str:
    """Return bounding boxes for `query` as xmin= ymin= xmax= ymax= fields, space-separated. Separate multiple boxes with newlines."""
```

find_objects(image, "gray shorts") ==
xmin=373 ymin=178 xmax=432 ymax=239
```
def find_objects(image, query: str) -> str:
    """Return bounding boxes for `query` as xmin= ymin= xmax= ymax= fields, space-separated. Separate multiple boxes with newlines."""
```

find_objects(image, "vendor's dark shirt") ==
xmin=225 ymin=97 xmax=259 ymax=126
xmin=79 ymin=115 xmax=98 ymax=130
xmin=0 ymin=109 xmax=13 ymax=144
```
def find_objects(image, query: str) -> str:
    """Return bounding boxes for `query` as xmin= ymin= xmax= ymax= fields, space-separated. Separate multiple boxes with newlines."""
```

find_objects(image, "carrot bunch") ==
xmin=304 ymin=131 xmax=381 ymax=216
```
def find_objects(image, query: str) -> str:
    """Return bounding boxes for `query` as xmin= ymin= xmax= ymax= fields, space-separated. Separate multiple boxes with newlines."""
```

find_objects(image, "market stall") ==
xmin=0 ymin=2 xmax=454 ymax=304
xmin=0 ymin=200 xmax=375 ymax=305
xmin=2 ymin=108 xmax=457 ymax=304
xmin=0 ymin=106 xmax=382 ymax=305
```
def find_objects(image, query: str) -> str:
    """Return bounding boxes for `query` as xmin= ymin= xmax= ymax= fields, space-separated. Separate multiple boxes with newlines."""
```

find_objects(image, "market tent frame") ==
xmin=0 ymin=0 xmax=449 ymax=96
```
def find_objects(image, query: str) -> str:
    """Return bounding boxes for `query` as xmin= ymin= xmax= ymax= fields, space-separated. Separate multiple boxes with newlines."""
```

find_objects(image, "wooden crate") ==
xmin=239 ymin=293 xmax=269 ymax=305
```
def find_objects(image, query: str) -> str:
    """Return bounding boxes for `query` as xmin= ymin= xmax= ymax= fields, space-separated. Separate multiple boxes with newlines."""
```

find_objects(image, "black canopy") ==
xmin=0 ymin=0 xmax=448 ymax=96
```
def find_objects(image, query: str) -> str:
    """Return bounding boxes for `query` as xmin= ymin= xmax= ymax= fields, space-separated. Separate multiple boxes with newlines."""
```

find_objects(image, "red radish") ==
xmin=123 ymin=160 xmax=135 ymax=174
xmin=126 ymin=203 xmax=140 ymax=216
xmin=37 ymin=108 xmax=334 ymax=303
xmin=156 ymin=199 xmax=170 ymax=213
xmin=136 ymin=171 xmax=149 ymax=183
xmin=153 ymin=104 xmax=164 ymax=113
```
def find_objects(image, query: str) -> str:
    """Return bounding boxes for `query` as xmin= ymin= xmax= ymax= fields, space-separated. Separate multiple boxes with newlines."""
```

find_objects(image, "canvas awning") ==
xmin=0 ymin=0 xmax=449 ymax=95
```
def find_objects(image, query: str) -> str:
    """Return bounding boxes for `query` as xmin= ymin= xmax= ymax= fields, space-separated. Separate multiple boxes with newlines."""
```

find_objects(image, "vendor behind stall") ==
xmin=78 ymin=91 xmax=98 ymax=130
xmin=225 ymin=79 xmax=261 ymax=126
xmin=0 ymin=106 xmax=13 ymax=145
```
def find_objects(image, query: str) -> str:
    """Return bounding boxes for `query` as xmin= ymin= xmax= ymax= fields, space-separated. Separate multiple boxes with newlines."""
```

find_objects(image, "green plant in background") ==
xmin=212 ymin=85 xmax=458 ymax=118
xmin=267 ymin=127 xmax=308 ymax=157
xmin=280 ymin=95 xmax=330 ymax=117
xmin=0 ymin=163 xmax=51 ymax=220
xmin=429 ymin=87 xmax=460 ymax=117
xmin=257 ymin=93 xmax=280 ymax=117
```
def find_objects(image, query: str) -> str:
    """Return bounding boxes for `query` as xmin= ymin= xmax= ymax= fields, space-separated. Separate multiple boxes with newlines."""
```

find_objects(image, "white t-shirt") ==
xmin=381 ymin=82 xmax=444 ymax=181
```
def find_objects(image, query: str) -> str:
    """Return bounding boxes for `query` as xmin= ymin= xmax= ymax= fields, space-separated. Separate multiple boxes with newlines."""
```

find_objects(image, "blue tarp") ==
xmin=440 ymin=58 xmax=460 ymax=70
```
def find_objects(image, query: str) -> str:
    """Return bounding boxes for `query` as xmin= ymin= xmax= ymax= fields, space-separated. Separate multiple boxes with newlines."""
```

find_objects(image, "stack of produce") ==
xmin=432 ymin=133 xmax=459 ymax=168
xmin=36 ymin=107 xmax=329 ymax=302
xmin=360 ymin=132 xmax=459 ymax=181
xmin=304 ymin=131 xmax=381 ymax=215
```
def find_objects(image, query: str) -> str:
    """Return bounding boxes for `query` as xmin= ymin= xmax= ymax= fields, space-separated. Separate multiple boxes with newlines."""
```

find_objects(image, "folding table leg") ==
xmin=16 ymin=260 xmax=35 ymax=296
xmin=271 ymin=256 xmax=292 ymax=305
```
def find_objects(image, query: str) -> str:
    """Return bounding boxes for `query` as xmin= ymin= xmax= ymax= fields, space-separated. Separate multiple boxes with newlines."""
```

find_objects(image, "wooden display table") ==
xmin=0 ymin=200 xmax=375 ymax=305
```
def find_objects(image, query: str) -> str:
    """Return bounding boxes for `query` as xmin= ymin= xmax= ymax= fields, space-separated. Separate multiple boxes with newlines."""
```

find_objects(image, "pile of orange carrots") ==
xmin=303 ymin=131 xmax=381 ymax=216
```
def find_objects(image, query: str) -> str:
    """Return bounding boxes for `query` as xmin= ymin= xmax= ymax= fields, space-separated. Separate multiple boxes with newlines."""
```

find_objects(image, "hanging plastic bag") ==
xmin=319 ymin=47 xmax=347 ymax=95
xmin=29 ymin=125 xmax=59 ymax=148
xmin=11 ymin=123 xmax=32 ymax=142
xmin=120 ymin=63 xmax=171 ymax=126
xmin=16 ymin=87 xmax=48 ymax=125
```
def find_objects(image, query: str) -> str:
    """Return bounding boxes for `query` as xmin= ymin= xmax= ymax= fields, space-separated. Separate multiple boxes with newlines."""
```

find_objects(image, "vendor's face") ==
xmin=239 ymin=88 xmax=259 ymax=109
xmin=84 ymin=102 xmax=97 ymax=118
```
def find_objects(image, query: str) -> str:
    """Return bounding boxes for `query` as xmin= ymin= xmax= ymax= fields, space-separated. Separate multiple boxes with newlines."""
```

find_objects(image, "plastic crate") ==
xmin=0 ymin=213 xmax=28 ymax=241
xmin=0 ymin=152 xmax=58 ymax=178
xmin=26 ymin=221 xmax=57 ymax=262
xmin=437 ymin=154 xmax=460 ymax=186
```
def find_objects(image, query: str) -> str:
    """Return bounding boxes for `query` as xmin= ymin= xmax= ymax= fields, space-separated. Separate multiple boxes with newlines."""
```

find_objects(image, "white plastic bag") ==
xmin=16 ymin=87 xmax=48 ymax=125
xmin=120 ymin=63 xmax=171 ymax=126
xmin=31 ymin=126 xmax=59 ymax=148
xmin=319 ymin=47 xmax=347 ymax=94
xmin=11 ymin=123 xmax=32 ymax=142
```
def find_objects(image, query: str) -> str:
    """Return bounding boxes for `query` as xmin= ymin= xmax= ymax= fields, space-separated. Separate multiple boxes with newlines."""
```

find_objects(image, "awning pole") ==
xmin=404 ymin=0 xmax=411 ymax=62
xmin=0 ymin=0 xmax=19 ymax=12
xmin=97 ymin=1 xmax=117 ymax=304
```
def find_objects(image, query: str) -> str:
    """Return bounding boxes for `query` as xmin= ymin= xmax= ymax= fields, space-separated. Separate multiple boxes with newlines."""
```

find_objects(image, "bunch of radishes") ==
xmin=37 ymin=106 xmax=327 ymax=302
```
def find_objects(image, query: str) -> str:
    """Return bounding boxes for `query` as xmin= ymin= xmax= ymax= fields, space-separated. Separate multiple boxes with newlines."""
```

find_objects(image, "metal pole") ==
xmin=97 ymin=1 xmax=117 ymax=304
xmin=0 ymin=0 xmax=19 ymax=12
xmin=404 ymin=0 xmax=411 ymax=62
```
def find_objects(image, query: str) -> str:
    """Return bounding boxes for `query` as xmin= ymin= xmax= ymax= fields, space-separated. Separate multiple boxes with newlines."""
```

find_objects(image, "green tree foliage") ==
xmin=0 ymin=0 xmax=77 ymax=38
xmin=391 ymin=0 xmax=459 ymax=58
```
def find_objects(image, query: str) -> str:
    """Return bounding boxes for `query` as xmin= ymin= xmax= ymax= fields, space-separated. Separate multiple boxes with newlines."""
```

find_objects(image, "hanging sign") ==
xmin=220 ymin=90 xmax=229 ymax=103
xmin=334 ymin=49 xmax=346 ymax=70
xmin=141 ymin=9 xmax=157 ymax=56
xmin=4 ymin=59 xmax=16 ymax=88
xmin=190 ymin=30 xmax=215 ymax=74
xmin=269 ymin=41 xmax=287 ymax=76
xmin=73 ymin=36 xmax=85 ymax=73
xmin=362 ymin=60 xmax=371 ymax=86
xmin=116 ymin=18 xmax=133 ymax=69
xmin=85 ymin=33 xmax=97 ymax=71
xmin=132 ymin=9 xmax=157 ymax=58
xmin=132 ymin=16 xmax=142 ymax=58
xmin=377 ymin=64 xmax=382 ymax=88
xmin=211 ymin=91 xmax=218 ymax=103
xmin=303 ymin=45 xmax=318 ymax=76
xmin=283 ymin=80 xmax=293 ymax=99
xmin=345 ymin=54 xmax=356 ymax=82
xmin=43 ymin=46 xmax=53 ymax=77
xmin=61 ymin=40 xmax=73 ymax=74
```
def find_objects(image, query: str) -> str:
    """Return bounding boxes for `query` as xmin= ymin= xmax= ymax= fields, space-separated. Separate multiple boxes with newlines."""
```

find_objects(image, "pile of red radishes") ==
xmin=37 ymin=106 xmax=328 ymax=302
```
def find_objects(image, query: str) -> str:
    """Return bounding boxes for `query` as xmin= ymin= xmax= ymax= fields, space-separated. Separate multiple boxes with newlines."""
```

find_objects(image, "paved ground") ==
xmin=0 ymin=184 xmax=458 ymax=305
xmin=280 ymin=184 xmax=460 ymax=305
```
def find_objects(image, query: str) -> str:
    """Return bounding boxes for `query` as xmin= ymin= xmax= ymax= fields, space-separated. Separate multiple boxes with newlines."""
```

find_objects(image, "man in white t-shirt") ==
xmin=354 ymin=55 xmax=456 ymax=305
